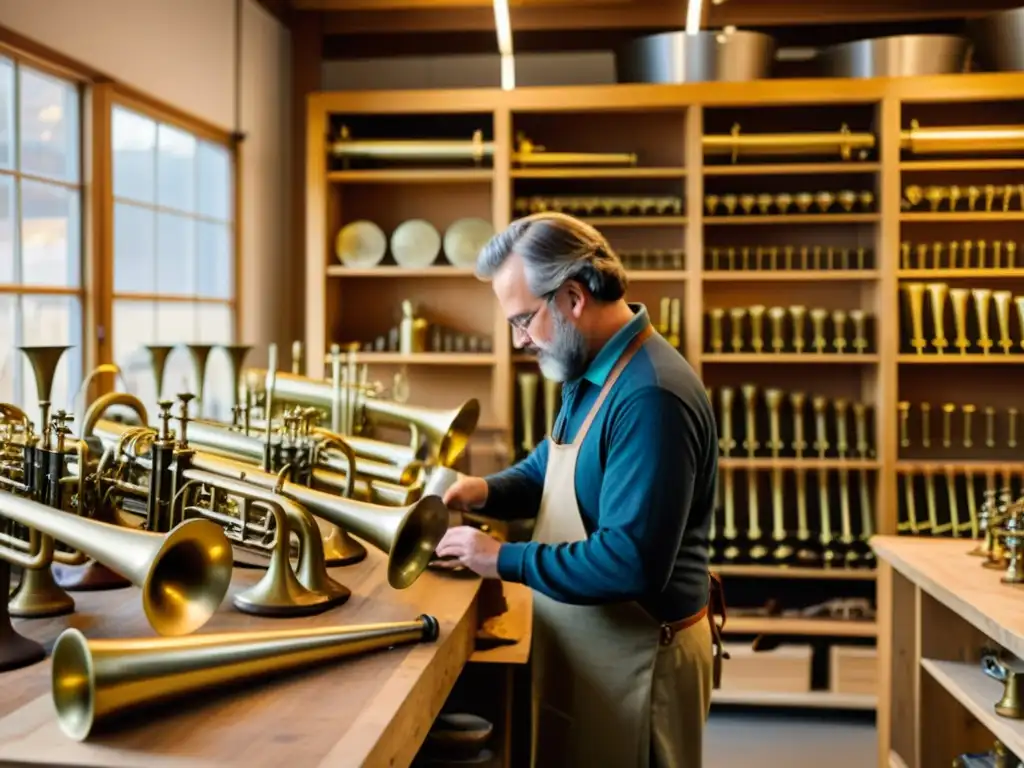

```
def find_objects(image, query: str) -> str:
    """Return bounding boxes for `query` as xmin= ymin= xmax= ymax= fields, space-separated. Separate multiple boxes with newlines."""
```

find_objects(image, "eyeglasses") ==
xmin=508 ymin=289 xmax=557 ymax=334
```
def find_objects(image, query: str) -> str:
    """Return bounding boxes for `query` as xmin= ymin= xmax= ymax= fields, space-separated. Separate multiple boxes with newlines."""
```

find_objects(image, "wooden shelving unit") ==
xmin=304 ymin=72 xmax=1024 ymax=712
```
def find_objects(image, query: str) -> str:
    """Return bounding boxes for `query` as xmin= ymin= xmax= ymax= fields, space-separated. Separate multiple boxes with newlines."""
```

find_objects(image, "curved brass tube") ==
xmin=81 ymin=392 xmax=150 ymax=440
xmin=0 ymin=403 xmax=31 ymax=426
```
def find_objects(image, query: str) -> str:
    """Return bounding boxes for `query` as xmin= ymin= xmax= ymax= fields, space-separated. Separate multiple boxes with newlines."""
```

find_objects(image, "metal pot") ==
xmin=615 ymin=29 xmax=775 ymax=84
xmin=969 ymin=6 xmax=1024 ymax=72
xmin=818 ymin=34 xmax=971 ymax=78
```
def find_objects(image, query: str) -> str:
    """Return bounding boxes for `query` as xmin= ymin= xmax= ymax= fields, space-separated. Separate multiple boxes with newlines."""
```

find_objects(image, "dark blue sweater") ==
xmin=488 ymin=303 xmax=717 ymax=623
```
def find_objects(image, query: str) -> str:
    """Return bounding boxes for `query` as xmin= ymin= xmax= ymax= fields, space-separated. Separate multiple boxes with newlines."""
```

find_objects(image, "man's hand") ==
xmin=434 ymin=526 xmax=501 ymax=579
xmin=443 ymin=475 xmax=489 ymax=512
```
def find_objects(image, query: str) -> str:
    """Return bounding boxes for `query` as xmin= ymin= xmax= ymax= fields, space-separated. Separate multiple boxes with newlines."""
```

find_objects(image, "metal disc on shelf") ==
xmin=443 ymin=218 xmax=495 ymax=268
xmin=391 ymin=219 xmax=442 ymax=268
xmin=817 ymin=35 xmax=971 ymax=78
xmin=335 ymin=220 xmax=387 ymax=268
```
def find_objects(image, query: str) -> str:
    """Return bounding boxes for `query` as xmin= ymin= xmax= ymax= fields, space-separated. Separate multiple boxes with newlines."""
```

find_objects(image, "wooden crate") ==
xmin=719 ymin=642 xmax=812 ymax=694
xmin=829 ymin=644 xmax=878 ymax=696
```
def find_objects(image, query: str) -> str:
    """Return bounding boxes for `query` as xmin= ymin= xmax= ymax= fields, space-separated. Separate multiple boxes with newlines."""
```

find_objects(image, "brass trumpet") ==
xmin=0 ymin=489 xmax=233 ymax=636
xmin=246 ymin=368 xmax=480 ymax=468
xmin=51 ymin=614 xmax=439 ymax=741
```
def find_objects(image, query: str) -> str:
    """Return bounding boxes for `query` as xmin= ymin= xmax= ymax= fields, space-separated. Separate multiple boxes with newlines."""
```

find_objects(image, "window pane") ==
xmin=20 ymin=294 xmax=82 ymax=413
xmin=0 ymin=57 xmax=13 ymax=170
xmin=113 ymin=107 xmax=156 ymax=204
xmin=197 ymin=140 xmax=231 ymax=221
xmin=156 ymin=212 xmax=195 ymax=295
xmin=114 ymin=202 xmax=155 ymax=293
xmin=0 ymin=174 xmax=13 ymax=282
xmin=19 ymin=66 xmax=79 ymax=184
xmin=196 ymin=220 xmax=231 ymax=299
xmin=0 ymin=294 xmax=15 ymax=404
xmin=196 ymin=303 xmax=232 ymax=344
xmin=20 ymin=179 xmax=80 ymax=288
xmin=113 ymin=298 xmax=157 ymax=405
xmin=156 ymin=301 xmax=196 ymax=344
xmin=157 ymin=123 xmax=196 ymax=213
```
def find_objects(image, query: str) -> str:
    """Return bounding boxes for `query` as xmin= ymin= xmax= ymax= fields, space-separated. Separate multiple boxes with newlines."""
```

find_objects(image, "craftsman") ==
xmin=434 ymin=211 xmax=723 ymax=768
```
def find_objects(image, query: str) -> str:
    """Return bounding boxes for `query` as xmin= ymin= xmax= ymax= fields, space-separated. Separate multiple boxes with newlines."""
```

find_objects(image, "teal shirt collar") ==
xmin=581 ymin=303 xmax=649 ymax=386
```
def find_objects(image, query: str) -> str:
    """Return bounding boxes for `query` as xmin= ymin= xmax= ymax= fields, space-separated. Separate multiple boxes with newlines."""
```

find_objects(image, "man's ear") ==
xmin=565 ymin=280 xmax=586 ymax=318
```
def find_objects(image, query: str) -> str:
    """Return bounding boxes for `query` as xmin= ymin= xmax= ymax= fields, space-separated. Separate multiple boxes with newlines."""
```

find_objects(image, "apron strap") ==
xmin=708 ymin=572 xmax=729 ymax=690
xmin=572 ymin=323 xmax=654 ymax=447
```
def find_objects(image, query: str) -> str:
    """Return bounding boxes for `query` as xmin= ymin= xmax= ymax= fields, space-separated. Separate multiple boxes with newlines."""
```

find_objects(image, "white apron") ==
xmin=529 ymin=325 xmax=718 ymax=768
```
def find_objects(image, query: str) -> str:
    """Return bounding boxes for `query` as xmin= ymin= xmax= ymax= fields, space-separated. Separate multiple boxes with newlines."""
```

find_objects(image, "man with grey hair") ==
xmin=434 ymin=212 xmax=722 ymax=768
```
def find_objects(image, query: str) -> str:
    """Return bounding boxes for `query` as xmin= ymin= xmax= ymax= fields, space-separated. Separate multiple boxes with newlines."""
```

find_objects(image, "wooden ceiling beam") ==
xmin=294 ymin=0 xmax=629 ymax=9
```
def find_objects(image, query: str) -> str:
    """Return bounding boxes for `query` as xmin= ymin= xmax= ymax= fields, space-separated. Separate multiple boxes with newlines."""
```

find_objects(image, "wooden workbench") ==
xmin=872 ymin=535 xmax=1024 ymax=768
xmin=0 ymin=548 xmax=531 ymax=768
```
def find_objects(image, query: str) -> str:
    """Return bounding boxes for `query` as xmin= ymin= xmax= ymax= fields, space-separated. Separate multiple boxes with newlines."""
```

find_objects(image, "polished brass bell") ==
xmin=995 ymin=670 xmax=1024 ymax=719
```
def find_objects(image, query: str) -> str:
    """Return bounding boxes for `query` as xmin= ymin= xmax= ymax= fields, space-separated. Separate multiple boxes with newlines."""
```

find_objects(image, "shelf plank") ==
xmin=898 ymin=354 xmax=1024 ymax=364
xmin=889 ymin=749 xmax=911 ymax=768
xmin=579 ymin=216 xmax=687 ymax=227
xmin=704 ymin=214 xmax=879 ymax=226
xmin=871 ymin=536 xmax=1024 ymax=659
xmin=901 ymin=213 xmax=1024 ymax=222
xmin=704 ymin=162 xmax=881 ymax=176
xmin=896 ymin=460 xmax=1024 ymax=471
xmin=897 ymin=269 xmax=1024 ymax=279
xmin=713 ymin=564 xmax=877 ymax=581
xmin=626 ymin=270 xmax=687 ymax=281
xmin=703 ymin=353 xmax=880 ymax=363
xmin=511 ymin=167 xmax=686 ymax=179
xmin=327 ymin=169 xmax=493 ymax=183
xmin=920 ymin=658 xmax=1024 ymax=758
xmin=725 ymin=617 xmax=877 ymax=637
xmin=351 ymin=353 xmax=497 ymax=365
xmin=327 ymin=265 xmax=476 ymax=277
xmin=718 ymin=458 xmax=880 ymax=470
xmin=712 ymin=689 xmax=877 ymax=709
xmin=703 ymin=270 xmax=879 ymax=281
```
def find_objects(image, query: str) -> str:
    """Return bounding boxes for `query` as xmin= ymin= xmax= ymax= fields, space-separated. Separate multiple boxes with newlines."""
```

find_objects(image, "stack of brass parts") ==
xmin=900 ymin=282 xmax=1024 ymax=356
xmin=902 ymin=183 xmax=1024 ymax=213
xmin=897 ymin=401 xmax=1021 ymax=459
xmin=708 ymin=385 xmax=875 ymax=462
xmin=619 ymin=248 xmax=685 ymax=271
xmin=702 ymin=123 xmax=877 ymax=164
xmin=515 ymin=372 xmax=561 ymax=460
xmin=704 ymin=189 xmax=875 ymax=217
xmin=969 ymin=489 xmax=1024 ymax=588
xmin=707 ymin=305 xmax=874 ymax=355
xmin=705 ymin=244 xmax=873 ymax=271
xmin=514 ymin=195 xmax=684 ymax=218
xmin=709 ymin=466 xmax=876 ymax=568
xmin=894 ymin=468 xmax=1016 ymax=540
xmin=900 ymin=240 xmax=1019 ymax=270
xmin=953 ymin=737 xmax=1022 ymax=768
xmin=359 ymin=300 xmax=493 ymax=355
xmin=327 ymin=126 xmax=637 ymax=169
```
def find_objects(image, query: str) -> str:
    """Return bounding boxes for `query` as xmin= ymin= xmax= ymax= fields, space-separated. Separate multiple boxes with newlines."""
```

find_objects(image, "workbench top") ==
xmin=0 ymin=550 xmax=500 ymax=768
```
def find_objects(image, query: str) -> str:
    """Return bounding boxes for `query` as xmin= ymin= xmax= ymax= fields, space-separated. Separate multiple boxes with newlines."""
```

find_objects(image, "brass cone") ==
xmin=0 ymin=492 xmax=234 ymax=636
xmin=19 ymin=345 xmax=70 ymax=403
xmin=145 ymin=345 xmax=177 ymax=401
xmin=0 ymin=561 xmax=46 ymax=672
xmin=51 ymin=614 xmax=439 ymax=741
xmin=219 ymin=343 xmax=253 ymax=411
xmin=185 ymin=344 xmax=216 ymax=410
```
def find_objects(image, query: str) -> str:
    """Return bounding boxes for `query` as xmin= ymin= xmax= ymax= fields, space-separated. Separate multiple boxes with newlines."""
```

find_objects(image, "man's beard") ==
xmin=535 ymin=305 xmax=589 ymax=383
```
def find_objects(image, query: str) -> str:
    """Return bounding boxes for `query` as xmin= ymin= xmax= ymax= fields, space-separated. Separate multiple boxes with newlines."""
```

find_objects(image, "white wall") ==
xmin=0 ymin=0 xmax=293 ymax=359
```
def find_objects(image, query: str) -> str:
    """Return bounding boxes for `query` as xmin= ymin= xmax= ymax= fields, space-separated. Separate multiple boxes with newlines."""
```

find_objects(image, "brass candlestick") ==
xmin=721 ymin=467 xmax=739 ymax=560
xmin=818 ymin=469 xmax=836 ymax=566
xmin=921 ymin=402 xmax=932 ymax=448
xmin=833 ymin=310 xmax=848 ymax=353
xmin=926 ymin=282 xmax=949 ymax=355
xmin=904 ymin=283 xmax=927 ymax=354
xmin=898 ymin=401 xmax=911 ymax=449
xmin=742 ymin=384 xmax=759 ymax=458
xmin=747 ymin=468 xmax=767 ymax=561
xmin=765 ymin=389 xmax=784 ymax=458
xmin=789 ymin=306 xmax=808 ymax=353
xmin=849 ymin=310 xmax=868 ymax=353
xmin=812 ymin=396 xmax=829 ymax=459
xmin=834 ymin=399 xmax=850 ymax=459
xmin=709 ymin=308 xmax=725 ymax=353
xmin=838 ymin=468 xmax=858 ymax=564
xmin=810 ymin=308 xmax=829 ymax=354
xmin=749 ymin=305 xmax=766 ymax=353
xmin=719 ymin=387 xmax=736 ymax=458
xmin=993 ymin=290 xmax=1014 ymax=354
xmin=941 ymin=403 xmax=955 ymax=449
xmin=853 ymin=402 xmax=870 ymax=457
xmin=973 ymin=288 xmax=994 ymax=355
xmin=771 ymin=467 xmax=792 ymax=561
xmin=791 ymin=392 xmax=808 ymax=459
xmin=729 ymin=308 xmax=747 ymax=353
xmin=794 ymin=468 xmax=817 ymax=562
xmin=768 ymin=307 xmax=786 ymax=353
xmin=963 ymin=404 xmax=976 ymax=449
xmin=949 ymin=288 xmax=971 ymax=354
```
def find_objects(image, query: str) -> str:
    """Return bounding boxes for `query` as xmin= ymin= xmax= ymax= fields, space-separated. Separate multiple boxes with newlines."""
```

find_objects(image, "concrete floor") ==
xmin=704 ymin=707 xmax=877 ymax=768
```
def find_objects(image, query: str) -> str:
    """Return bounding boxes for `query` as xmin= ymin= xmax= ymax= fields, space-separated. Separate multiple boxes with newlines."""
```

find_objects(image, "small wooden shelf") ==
xmin=704 ymin=162 xmax=881 ymax=176
xmin=349 ymin=353 xmax=497 ymax=365
xmin=897 ymin=354 xmax=1024 ymax=364
xmin=900 ymin=212 xmax=1024 ymax=222
xmin=511 ymin=167 xmax=685 ymax=179
xmin=896 ymin=460 xmax=1024 ymax=471
xmin=900 ymin=159 xmax=1024 ymax=171
xmin=712 ymin=689 xmax=877 ymax=710
xmin=921 ymin=659 xmax=1024 ymax=758
xmin=725 ymin=617 xmax=877 ymax=638
xmin=626 ymin=270 xmax=687 ymax=281
xmin=897 ymin=269 xmax=1024 ymax=278
xmin=579 ymin=216 xmax=687 ymax=227
xmin=327 ymin=169 xmax=493 ymax=183
xmin=327 ymin=265 xmax=476 ymax=277
xmin=718 ymin=458 xmax=880 ymax=470
xmin=704 ymin=214 xmax=879 ymax=226
xmin=703 ymin=353 xmax=880 ymax=364
xmin=713 ymin=564 xmax=877 ymax=581
xmin=703 ymin=270 xmax=879 ymax=281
